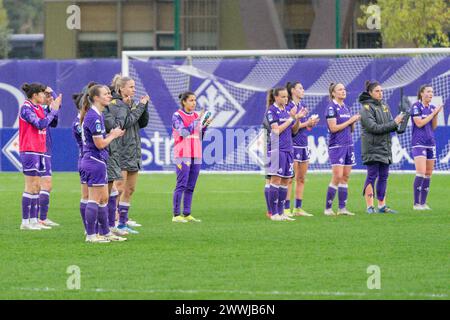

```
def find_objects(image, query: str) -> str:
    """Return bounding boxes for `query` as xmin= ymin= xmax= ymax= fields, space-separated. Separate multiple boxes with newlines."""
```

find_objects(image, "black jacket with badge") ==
xmin=104 ymin=91 xmax=149 ymax=172
xmin=358 ymin=92 xmax=398 ymax=165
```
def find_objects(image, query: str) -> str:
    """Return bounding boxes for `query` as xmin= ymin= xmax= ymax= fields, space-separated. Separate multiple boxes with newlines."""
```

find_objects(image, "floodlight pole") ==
xmin=336 ymin=0 xmax=341 ymax=49
xmin=174 ymin=0 xmax=181 ymax=50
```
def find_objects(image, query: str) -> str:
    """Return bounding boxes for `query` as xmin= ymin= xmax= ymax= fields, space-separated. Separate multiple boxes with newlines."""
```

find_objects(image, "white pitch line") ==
xmin=12 ymin=287 xmax=448 ymax=298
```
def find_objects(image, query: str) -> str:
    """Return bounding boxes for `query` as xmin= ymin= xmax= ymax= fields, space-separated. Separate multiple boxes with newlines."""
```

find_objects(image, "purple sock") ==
xmin=376 ymin=163 xmax=389 ymax=201
xmin=413 ymin=175 xmax=425 ymax=205
xmin=22 ymin=193 xmax=33 ymax=220
xmin=108 ymin=192 xmax=118 ymax=228
xmin=284 ymin=199 xmax=290 ymax=210
xmin=39 ymin=190 xmax=50 ymax=221
xmin=29 ymin=194 xmax=39 ymax=220
xmin=80 ymin=200 xmax=87 ymax=231
xmin=295 ymin=199 xmax=302 ymax=209
xmin=278 ymin=186 xmax=288 ymax=214
xmin=118 ymin=202 xmax=130 ymax=226
xmin=264 ymin=185 xmax=271 ymax=214
xmin=338 ymin=184 xmax=348 ymax=209
xmin=420 ymin=176 xmax=431 ymax=205
xmin=325 ymin=184 xmax=338 ymax=210
xmin=97 ymin=204 xmax=110 ymax=236
xmin=268 ymin=185 xmax=279 ymax=215
xmin=85 ymin=201 xmax=98 ymax=236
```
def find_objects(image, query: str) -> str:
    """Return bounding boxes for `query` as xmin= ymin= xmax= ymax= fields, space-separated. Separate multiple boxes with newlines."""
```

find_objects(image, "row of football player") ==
xmin=262 ymin=80 xmax=443 ymax=221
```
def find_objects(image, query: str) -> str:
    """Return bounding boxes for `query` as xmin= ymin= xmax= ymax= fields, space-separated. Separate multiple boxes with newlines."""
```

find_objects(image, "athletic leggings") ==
xmin=363 ymin=162 xmax=390 ymax=201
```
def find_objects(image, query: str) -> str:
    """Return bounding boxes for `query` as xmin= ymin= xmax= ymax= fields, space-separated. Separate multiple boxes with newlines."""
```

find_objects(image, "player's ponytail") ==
xmin=114 ymin=75 xmax=133 ymax=97
xmin=417 ymin=84 xmax=432 ymax=101
xmin=266 ymin=89 xmax=275 ymax=109
xmin=21 ymin=82 xmax=46 ymax=99
xmin=80 ymin=84 xmax=104 ymax=124
xmin=286 ymin=81 xmax=300 ymax=101
xmin=365 ymin=80 xmax=380 ymax=93
xmin=179 ymin=91 xmax=195 ymax=109
xmin=328 ymin=82 xmax=338 ymax=100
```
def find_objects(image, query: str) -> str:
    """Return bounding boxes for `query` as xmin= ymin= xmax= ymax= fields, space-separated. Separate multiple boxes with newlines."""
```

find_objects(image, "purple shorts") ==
xmin=293 ymin=146 xmax=310 ymax=162
xmin=267 ymin=150 xmax=294 ymax=178
xmin=42 ymin=155 xmax=52 ymax=177
xmin=412 ymin=146 xmax=436 ymax=160
xmin=329 ymin=145 xmax=356 ymax=166
xmin=80 ymin=156 xmax=107 ymax=187
xmin=78 ymin=157 xmax=87 ymax=184
xmin=20 ymin=152 xmax=46 ymax=177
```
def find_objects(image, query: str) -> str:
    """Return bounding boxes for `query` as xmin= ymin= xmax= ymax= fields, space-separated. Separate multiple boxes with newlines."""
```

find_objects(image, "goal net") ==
xmin=122 ymin=48 xmax=450 ymax=173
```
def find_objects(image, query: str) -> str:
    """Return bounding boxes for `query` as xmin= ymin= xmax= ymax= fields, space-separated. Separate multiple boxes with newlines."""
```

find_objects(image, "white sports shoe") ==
xmin=413 ymin=204 xmax=424 ymax=210
xmin=337 ymin=208 xmax=355 ymax=216
xmin=324 ymin=208 xmax=336 ymax=216
xmin=280 ymin=213 xmax=296 ymax=221
xmin=270 ymin=214 xmax=284 ymax=221
xmin=34 ymin=222 xmax=51 ymax=230
xmin=85 ymin=235 xmax=110 ymax=243
xmin=110 ymin=227 xmax=128 ymax=236
xmin=20 ymin=223 xmax=41 ymax=230
xmin=421 ymin=204 xmax=432 ymax=210
xmin=127 ymin=220 xmax=142 ymax=227
xmin=104 ymin=233 xmax=127 ymax=242
xmin=40 ymin=219 xmax=59 ymax=227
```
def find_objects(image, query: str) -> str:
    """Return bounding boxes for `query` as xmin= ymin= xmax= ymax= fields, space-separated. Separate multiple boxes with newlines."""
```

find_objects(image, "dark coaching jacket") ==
xmin=104 ymin=91 xmax=149 ymax=171
xmin=358 ymin=92 xmax=399 ymax=165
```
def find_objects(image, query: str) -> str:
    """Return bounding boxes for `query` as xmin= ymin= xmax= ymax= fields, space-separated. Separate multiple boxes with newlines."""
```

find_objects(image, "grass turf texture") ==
xmin=0 ymin=172 xmax=448 ymax=300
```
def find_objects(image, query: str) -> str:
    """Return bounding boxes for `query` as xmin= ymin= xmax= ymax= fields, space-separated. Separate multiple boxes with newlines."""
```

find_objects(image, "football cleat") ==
xmin=378 ymin=206 xmax=398 ymax=214
xmin=366 ymin=206 xmax=376 ymax=214
xmin=283 ymin=209 xmax=294 ymax=217
xmin=110 ymin=227 xmax=129 ymax=236
xmin=85 ymin=235 xmax=110 ymax=243
xmin=40 ymin=219 xmax=60 ymax=227
xmin=421 ymin=204 xmax=432 ymax=210
xmin=413 ymin=204 xmax=424 ymax=210
xmin=20 ymin=223 xmax=41 ymax=230
xmin=270 ymin=214 xmax=284 ymax=221
xmin=117 ymin=224 xmax=139 ymax=234
xmin=293 ymin=208 xmax=313 ymax=217
xmin=183 ymin=215 xmax=201 ymax=222
xmin=337 ymin=208 xmax=355 ymax=216
xmin=172 ymin=216 xmax=188 ymax=223
xmin=324 ymin=208 xmax=336 ymax=216
xmin=104 ymin=233 xmax=127 ymax=242
xmin=280 ymin=213 xmax=295 ymax=221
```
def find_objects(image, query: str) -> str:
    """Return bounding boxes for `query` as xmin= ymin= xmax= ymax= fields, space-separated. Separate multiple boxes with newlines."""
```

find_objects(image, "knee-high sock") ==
xmin=108 ymin=191 xmax=118 ymax=228
xmin=118 ymin=202 xmax=130 ymax=225
xmin=338 ymin=184 xmax=348 ymax=209
xmin=264 ymin=184 xmax=271 ymax=213
xmin=420 ymin=176 xmax=431 ymax=205
xmin=22 ymin=192 xmax=33 ymax=222
xmin=325 ymin=184 xmax=338 ymax=210
xmin=80 ymin=200 xmax=88 ymax=231
xmin=85 ymin=201 xmax=99 ymax=236
xmin=29 ymin=194 xmax=39 ymax=223
xmin=97 ymin=203 xmax=109 ymax=236
xmin=268 ymin=185 xmax=279 ymax=215
xmin=39 ymin=190 xmax=50 ymax=221
xmin=278 ymin=186 xmax=288 ymax=215
xmin=413 ymin=174 xmax=425 ymax=205
xmin=284 ymin=199 xmax=290 ymax=210
xmin=376 ymin=163 xmax=390 ymax=202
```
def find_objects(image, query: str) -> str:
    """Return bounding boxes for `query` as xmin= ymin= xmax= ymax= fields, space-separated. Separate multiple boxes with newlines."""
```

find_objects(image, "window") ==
xmin=78 ymin=32 xmax=117 ymax=58
xmin=357 ymin=32 xmax=382 ymax=48
xmin=156 ymin=33 xmax=174 ymax=50
xmin=285 ymin=30 xmax=310 ymax=49
xmin=123 ymin=32 xmax=154 ymax=51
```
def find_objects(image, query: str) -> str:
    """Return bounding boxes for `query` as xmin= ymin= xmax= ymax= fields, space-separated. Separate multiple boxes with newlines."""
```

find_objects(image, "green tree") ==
xmin=358 ymin=0 xmax=450 ymax=47
xmin=0 ymin=0 xmax=10 ymax=58
xmin=3 ymin=0 xmax=43 ymax=34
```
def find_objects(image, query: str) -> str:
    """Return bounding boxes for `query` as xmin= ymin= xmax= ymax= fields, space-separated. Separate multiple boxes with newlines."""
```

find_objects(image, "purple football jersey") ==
xmin=72 ymin=114 xmax=83 ymax=157
xmin=82 ymin=107 xmax=108 ymax=162
xmin=266 ymin=103 xmax=294 ymax=152
xmin=411 ymin=101 xmax=436 ymax=147
xmin=286 ymin=100 xmax=309 ymax=147
xmin=325 ymin=100 xmax=353 ymax=147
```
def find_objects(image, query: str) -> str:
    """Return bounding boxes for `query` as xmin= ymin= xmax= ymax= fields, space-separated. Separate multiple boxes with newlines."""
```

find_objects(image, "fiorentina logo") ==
xmin=195 ymin=79 xmax=245 ymax=127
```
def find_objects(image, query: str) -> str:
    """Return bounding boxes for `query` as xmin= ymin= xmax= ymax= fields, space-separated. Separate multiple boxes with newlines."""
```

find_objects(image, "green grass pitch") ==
xmin=0 ymin=172 xmax=448 ymax=300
